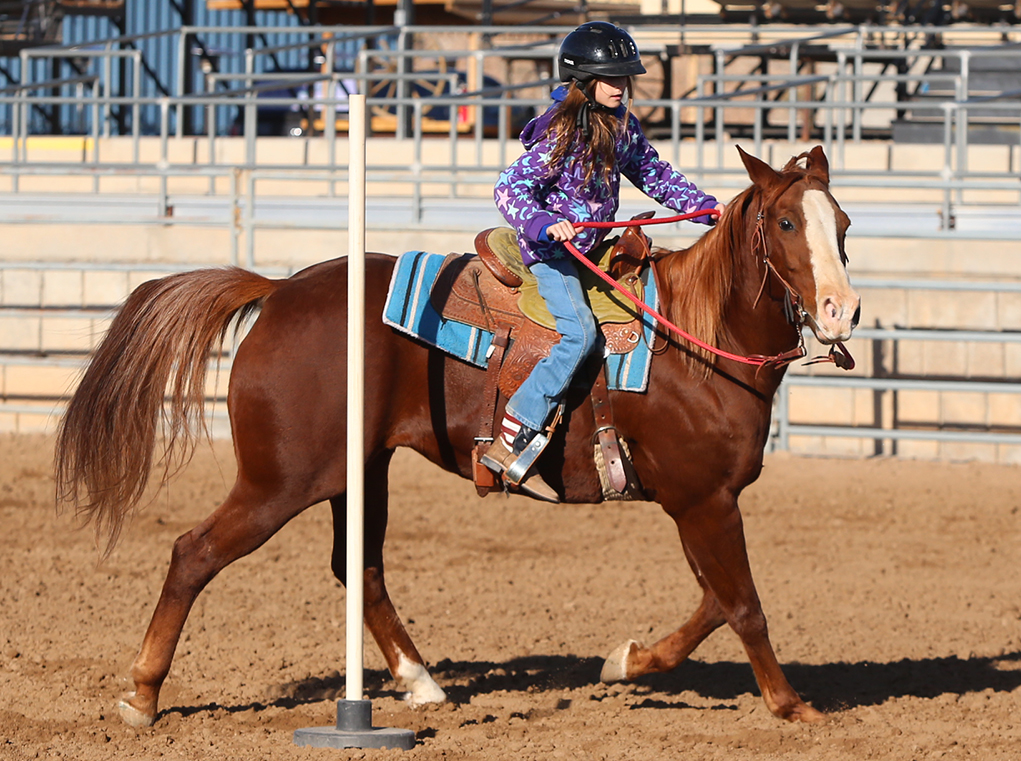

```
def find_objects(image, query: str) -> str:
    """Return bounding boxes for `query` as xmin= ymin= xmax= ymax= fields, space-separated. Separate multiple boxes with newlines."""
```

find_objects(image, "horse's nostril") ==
xmin=851 ymin=303 xmax=861 ymax=329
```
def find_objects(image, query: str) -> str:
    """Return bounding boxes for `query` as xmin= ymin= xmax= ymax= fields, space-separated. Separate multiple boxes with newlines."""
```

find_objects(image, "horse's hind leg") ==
xmin=118 ymin=482 xmax=310 ymax=727
xmin=330 ymin=451 xmax=446 ymax=707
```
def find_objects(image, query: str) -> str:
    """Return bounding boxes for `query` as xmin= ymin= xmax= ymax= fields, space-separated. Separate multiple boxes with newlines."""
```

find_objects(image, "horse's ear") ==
xmin=804 ymin=145 xmax=830 ymax=185
xmin=737 ymin=145 xmax=781 ymax=189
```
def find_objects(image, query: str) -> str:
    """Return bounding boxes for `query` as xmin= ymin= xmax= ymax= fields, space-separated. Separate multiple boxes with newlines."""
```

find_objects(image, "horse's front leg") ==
xmin=676 ymin=491 xmax=824 ymax=722
xmin=603 ymin=537 xmax=728 ymax=679
xmin=606 ymin=491 xmax=823 ymax=723
xmin=601 ymin=581 xmax=725 ymax=682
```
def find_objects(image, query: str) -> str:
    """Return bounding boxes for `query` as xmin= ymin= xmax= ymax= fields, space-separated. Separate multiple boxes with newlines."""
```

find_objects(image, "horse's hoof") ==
xmin=403 ymin=684 xmax=447 ymax=708
xmin=396 ymin=654 xmax=447 ymax=708
xmin=790 ymin=703 xmax=827 ymax=723
xmin=117 ymin=692 xmax=156 ymax=728
xmin=601 ymin=639 xmax=641 ymax=683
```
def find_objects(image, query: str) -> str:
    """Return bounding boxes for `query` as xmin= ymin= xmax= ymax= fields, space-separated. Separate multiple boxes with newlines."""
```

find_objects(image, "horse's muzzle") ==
xmin=813 ymin=291 xmax=861 ymax=343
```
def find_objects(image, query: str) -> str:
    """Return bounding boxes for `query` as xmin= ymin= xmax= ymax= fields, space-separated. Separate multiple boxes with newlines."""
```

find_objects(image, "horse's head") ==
xmin=737 ymin=146 xmax=860 ymax=344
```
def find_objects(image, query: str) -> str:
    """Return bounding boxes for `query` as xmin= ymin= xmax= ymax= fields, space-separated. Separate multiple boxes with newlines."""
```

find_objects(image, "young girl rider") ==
xmin=483 ymin=21 xmax=724 ymax=502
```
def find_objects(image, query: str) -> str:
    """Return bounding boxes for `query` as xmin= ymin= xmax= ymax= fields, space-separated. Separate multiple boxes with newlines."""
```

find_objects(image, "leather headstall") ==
xmin=750 ymin=200 xmax=855 ymax=372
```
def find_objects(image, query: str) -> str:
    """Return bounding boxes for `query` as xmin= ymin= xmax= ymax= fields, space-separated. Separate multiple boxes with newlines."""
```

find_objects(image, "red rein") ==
xmin=564 ymin=210 xmax=854 ymax=371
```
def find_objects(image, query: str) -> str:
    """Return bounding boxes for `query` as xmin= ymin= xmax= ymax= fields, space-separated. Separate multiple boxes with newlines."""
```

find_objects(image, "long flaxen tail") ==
xmin=55 ymin=267 xmax=280 ymax=555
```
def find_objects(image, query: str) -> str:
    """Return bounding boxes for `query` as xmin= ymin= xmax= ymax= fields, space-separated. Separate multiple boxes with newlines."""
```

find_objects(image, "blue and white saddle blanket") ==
xmin=382 ymin=251 xmax=658 ymax=393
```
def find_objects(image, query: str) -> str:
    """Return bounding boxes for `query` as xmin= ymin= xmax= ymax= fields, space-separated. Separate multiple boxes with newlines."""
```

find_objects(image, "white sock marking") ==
xmin=396 ymin=651 xmax=447 ymax=707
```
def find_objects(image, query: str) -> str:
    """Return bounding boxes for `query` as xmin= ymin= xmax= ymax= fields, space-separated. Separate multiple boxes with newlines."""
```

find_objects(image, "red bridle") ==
xmin=562 ymin=210 xmax=855 ymax=371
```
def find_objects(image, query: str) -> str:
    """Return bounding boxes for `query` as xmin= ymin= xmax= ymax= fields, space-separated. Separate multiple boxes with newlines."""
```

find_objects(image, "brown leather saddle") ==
xmin=428 ymin=213 xmax=657 ymax=501
xmin=430 ymin=212 xmax=657 ymax=399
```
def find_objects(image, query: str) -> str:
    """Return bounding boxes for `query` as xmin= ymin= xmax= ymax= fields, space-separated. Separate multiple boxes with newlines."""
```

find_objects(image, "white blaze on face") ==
xmin=801 ymin=188 xmax=859 ymax=342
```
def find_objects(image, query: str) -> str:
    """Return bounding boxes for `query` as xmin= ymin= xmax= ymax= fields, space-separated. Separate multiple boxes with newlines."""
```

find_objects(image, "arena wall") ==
xmin=2 ymin=136 xmax=1019 ymax=463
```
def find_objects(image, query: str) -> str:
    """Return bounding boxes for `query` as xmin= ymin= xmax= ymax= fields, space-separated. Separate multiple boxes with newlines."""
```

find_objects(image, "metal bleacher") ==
xmin=0 ymin=0 xmax=61 ymax=55
xmin=893 ymin=48 xmax=1021 ymax=144
xmin=0 ymin=0 xmax=123 ymax=55
xmin=710 ymin=0 xmax=1021 ymax=24
xmin=1 ymin=19 xmax=1021 ymax=461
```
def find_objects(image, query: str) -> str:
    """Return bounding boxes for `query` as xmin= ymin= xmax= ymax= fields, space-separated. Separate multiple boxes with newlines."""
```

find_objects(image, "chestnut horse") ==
xmin=55 ymin=146 xmax=859 ymax=728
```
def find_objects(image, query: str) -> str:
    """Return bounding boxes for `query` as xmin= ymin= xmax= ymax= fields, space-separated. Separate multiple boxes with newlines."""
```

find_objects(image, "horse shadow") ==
xmin=160 ymin=650 xmax=1021 ymax=721
xmin=427 ymin=651 xmax=1021 ymax=713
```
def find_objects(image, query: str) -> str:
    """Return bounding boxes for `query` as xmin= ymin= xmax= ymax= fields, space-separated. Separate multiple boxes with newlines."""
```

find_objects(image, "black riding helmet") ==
xmin=557 ymin=21 xmax=646 ymax=83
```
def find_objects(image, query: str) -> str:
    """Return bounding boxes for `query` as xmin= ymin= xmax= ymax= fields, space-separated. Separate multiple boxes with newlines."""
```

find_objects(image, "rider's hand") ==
xmin=709 ymin=202 xmax=726 ymax=226
xmin=546 ymin=220 xmax=579 ymax=242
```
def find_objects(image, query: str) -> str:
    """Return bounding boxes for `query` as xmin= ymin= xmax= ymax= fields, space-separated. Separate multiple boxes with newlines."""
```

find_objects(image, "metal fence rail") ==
xmin=0 ymin=24 xmax=1019 ymax=241
xmin=1 ymin=97 xmax=1019 ymax=231
xmin=4 ymin=268 xmax=1021 ymax=452
xmin=3 ymin=23 xmax=1021 ymax=451
xmin=774 ymin=276 xmax=1021 ymax=455
xmin=1 ymin=96 xmax=1018 ymax=235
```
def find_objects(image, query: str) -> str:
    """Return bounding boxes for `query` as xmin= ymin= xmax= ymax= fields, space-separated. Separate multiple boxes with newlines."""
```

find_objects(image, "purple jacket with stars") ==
xmin=493 ymin=86 xmax=717 ymax=266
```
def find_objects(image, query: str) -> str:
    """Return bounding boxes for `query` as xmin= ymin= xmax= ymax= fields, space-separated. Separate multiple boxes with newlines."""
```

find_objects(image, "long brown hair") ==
xmin=545 ymin=78 xmax=633 ymax=190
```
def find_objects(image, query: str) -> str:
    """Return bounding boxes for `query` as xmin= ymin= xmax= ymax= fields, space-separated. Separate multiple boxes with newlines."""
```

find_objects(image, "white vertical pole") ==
xmin=346 ymin=93 xmax=367 ymax=703
xmin=295 ymin=93 xmax=412 ymax=753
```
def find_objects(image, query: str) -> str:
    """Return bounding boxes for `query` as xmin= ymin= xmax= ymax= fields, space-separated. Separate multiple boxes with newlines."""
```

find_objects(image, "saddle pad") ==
xmin=383 ymin=250 xmax=658 ymax=393
xmin=484 ymin=228 xmax=641 ymax=330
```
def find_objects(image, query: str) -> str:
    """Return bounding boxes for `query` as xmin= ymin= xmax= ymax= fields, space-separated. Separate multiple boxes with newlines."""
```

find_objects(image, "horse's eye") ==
xmin=779 ymin=218 xmax=795 ymax=232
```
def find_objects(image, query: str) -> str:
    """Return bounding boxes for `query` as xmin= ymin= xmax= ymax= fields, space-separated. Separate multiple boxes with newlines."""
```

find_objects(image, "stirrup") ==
xmin=504 ymin=430 xmax=549 ymax=487
xmin=503 ymin=404 xmax=563 ymax=487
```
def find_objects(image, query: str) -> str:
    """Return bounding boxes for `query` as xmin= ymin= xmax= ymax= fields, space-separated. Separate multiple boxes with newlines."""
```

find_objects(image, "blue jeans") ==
xmin=505 ymin=257 xmax=600 ymax=432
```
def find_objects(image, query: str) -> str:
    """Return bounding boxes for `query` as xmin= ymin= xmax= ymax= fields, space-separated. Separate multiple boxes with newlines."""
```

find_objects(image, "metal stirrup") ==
xmin=504 ymin=431 xmax=551 ymax=487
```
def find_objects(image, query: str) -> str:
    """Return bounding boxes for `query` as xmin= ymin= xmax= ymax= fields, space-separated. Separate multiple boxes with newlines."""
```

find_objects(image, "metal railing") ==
xmin=774 ymin=277 xmax=1021 ymax=454
xmin=2 ymin=24 xmax=1021 ymax=451
xmin=4 ymin=23 xmax=1021 ymax=136
xmin=1 ymin=91 xmax=1019 ymax=232
xmin=5 ymin=267 xmax=1021 ymax=452
xmin=0 ymin=26 xmax=1019 ymax=232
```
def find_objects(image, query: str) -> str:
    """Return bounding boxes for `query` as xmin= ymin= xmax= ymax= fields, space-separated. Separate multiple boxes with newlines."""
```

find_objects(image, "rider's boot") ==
xmin=481 ymin=420 xmax=559 ymax=503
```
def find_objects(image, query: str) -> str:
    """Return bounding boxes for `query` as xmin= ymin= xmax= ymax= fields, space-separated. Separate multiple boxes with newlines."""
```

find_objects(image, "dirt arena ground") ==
xmin=1 ymin=432 xmax=1020 ymax=761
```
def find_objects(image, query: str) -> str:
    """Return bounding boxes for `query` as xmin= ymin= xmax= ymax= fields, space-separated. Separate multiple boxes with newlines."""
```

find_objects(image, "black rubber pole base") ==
xmin=293 ymin=699 xmax=416 ymax=750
